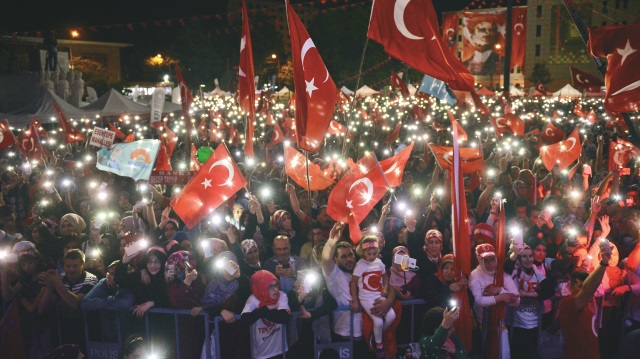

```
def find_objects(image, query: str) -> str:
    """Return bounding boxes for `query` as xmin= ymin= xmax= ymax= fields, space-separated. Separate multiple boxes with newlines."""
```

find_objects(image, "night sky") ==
xmin=2 ymin=0 xmax=476 ymax=36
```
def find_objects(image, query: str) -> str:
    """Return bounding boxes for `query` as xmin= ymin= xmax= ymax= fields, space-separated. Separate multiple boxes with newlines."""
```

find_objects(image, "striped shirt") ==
xmin=59 ymin=271 xmax=98 ymax=318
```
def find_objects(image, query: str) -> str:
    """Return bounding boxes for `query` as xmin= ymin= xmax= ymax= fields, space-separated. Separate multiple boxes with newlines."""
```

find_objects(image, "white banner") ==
xmin=150 ymin=87 xmax=165 ymax=124
xmin=89 ymin=127 xmax=116 ymax=148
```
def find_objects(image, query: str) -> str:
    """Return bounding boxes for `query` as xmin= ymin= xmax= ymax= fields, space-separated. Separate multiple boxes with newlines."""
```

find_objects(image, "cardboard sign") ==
xmin=149 ymin=170 xmax=196 ymax=185
xmin=89 ymin=127 xmax=116 ymax=148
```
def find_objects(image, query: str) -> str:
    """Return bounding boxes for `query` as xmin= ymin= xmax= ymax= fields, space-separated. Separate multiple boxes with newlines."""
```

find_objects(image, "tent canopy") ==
xmin=82 ymin=88 xmax=151 ymax=117
xmin=355 ymin=85 xmax=380 ymax=98
xmin=553 ymin=84 xmax=582 ymax=99
xmin=340 ymin=86 xmax=354 ymax=96
xmin=276 ymin=86 xmax=291 ymax=96
xmin=134 ymin=96 xmax=182 ymax=114
xmin=476 ymin=86 xmax=496 ymax=96
xmin=509 ymin=85 xmax=526 ymax=97
xmin=0 ymin=88 xmax=97 ymax=126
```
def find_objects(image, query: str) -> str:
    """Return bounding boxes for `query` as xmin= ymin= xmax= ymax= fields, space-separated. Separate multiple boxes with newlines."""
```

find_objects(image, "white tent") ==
xmin=171 ymin=87 xmax=181 ymax=104
xmin=205 ymin=87 xmax=231 ymax=97
xmin=509 ymin=85 xmax=526 ymax=97
xmin=407 ymin=84 xmax=417 ymax=96
xmin=81 ymin=88 xmax=152 ymax=117
xmin=355 ymin=85 xmax=380 ymax=98
xmin=134 ymin=96 xmax=183 ymax=114
xmin=340 ymin=86 xmax=354 ymax=96
xmin=276 ymin=86 xmax=291 ymax=96
xmin=553 ymin=84 xmax=583 ymax=99
xmin=0 ymin=88 xmax=97 ymax=126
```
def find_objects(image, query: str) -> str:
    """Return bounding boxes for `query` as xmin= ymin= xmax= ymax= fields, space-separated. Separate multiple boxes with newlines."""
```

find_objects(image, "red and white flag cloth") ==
xmin=287 ymin=3 xmax=337 ymax=152
xmin=151 ymin=120 xmax=178 ymax=157
xmin=326 ymin=120 xmax=347 ymax=136
xmin=589 ymin=22 xmax=640 ymax=112
xmin=429 ymin=144 xmax=485 ymax=174
xmin=384 ymin=119 xmax=403 ymax=144
xmin=490 ymin=113 xmax=525 ymax=137
xmin=171 ymin=144 xmax=247 ymax=228
xmin=53 ymin=103 xmax=86 ymax=143
xmin=441 ymin=12 xmax=459 ymax=54
xmin=586 ymin=109 xmax=597 ymax=124
xmin=573 ymin=101 xmax=587 ymax=117
xmin=17 ymin=123 xmax=51 ymax=162
xmin=154 ymin=140 xmax=173 ymax=172
xmin=266 ymin=122 xmax=285 ymax=148
xmin=540 ymin=128 xmax=581 ymax=171
xmin=284 ymin=144 xmax=335 ymax=191
xmin=108 ymin=122 xmax=126 ymax=140
xmin=368 ymin=0 xmax=473 ymax=91
xmin=450 ymin=112 xmax=468 ymax=143
xmin=190 ymin=144 xmax=201 ymax=172
xmin=569 ymin=66 xmax=604 ymax=92
xmin=541 ymin=120 xmax=565 ymax=143
xmin=174 ymin=65 xmax=194 ymax=140
xmin=609 ymin=139 xmax=640 ymax=171
xmin=239 ymin=0 xmax=256 ymax=157
xmin=0 ymin=120 xmax=16 ymax=149
xmin=326 ymin=155 xmax=389 ymax=243
xmin=390 ymin=70 xmax=410 ymax=98
xmin=510 ymin=7 xmax=527 ymax=70
xmin=29 ymin=119 xmax=48 ymax=139
xmin=347 ymin=142 xmax=415 ymax=188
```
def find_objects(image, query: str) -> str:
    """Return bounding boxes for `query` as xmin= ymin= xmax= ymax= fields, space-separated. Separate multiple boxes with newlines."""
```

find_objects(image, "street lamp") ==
xmin=71 ymin=30 xmax=79 ymax=38
xmin=271 ymin=54 xmax=279 ymax=89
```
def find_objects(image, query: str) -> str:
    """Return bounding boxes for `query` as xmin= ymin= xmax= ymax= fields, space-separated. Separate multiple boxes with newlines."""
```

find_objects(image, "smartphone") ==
xmin=124 ymin=238 xmax=148 ymax=257
xmin=621 ymin=168 xmax=631 ymax=176
xmin=448 ymin=299 xmax=458 ymax=312
xmin=282 ymin=262 xmax=291 ymax=269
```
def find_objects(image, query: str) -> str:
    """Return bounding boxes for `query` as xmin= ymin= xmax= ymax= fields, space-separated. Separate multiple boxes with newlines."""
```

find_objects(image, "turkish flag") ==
xmin=29 ymin=119 xmax=48 ymax=138
xmin=540 ymin=128 xmax=581 ymax=171
xmin=123 ymin=133 xmax=135 ymax=143
xmin=174 ymin=65 xmax=194 ymax=140
xmin=485 ymin=201 xmax=507 ymax=358
xmin=197 ymin=118 xmax=207 ymax=137
xmin=239 ymin=0 xmax=256 ymax=157
xmin=288 ymin=4 xmax=337 ymax=152
xmin=0 ymin=120 xmax=15 ymax=149
xmin=441 ymin=12 xmax=459 ymax=54
xmin=390 ymin=70 xmax=410 ymax=98
xmin=429 ymin=144 xmax=485 ymax=174
xmin=327 ymin=120 xmax=347 ymax=135
xmin=326 ymin=157 xmax=389 ymax=243
xmin=541 ymin=121 xmax=565 ymax=143
xmin=349 ymin=142 xmax=415 ymax=188
xmin=53 ymin=103 xmax=86 ymax=143
xmin=284 ymin=144 xmax=335 ymax=191
xmin=589 ymin=22 xmax=640 ymax=112
xmin=17 ymin=123 xmax=50 ymax=162
xmin=491 ymin=113 xmax=524 ymax=136
xmin=605 ymin=111 xmax=628 ymax=132
xmin=570 ymin=66 xmax=603 ymax=92
xmin=573 ymin=101 xmax=587 ymax=117
xmin=190 ymin=144 xmax=201 ymax=171
xmin=586 ymin=109 xmax=597 ymax=124
xmin=536 ymin=81 xmax=551 ymax=96
xmin=449 ymin=111 xmax=473 ymax=352
xmin=108 ymin=122 xmax=126 ymax=140
xmin=609 ymin=139 xmax=640 ymax=171
xmin=154 ymin=141 xmax=173 ymax=171
xmin=267 ymin=122 xmax=285 ymax=148
xmin=171 ymin=143 xmax=247 ymax=228
xmin=450 ymin=112 xmax=468 ymax=142
xmin=152 ymin=121 xmax=178 ymax=157
xmin=368 ymin=0 xmax=473 ymax=91
xmin=384 ymin=119 xmax=402 ymax=144
xmin=510 ymin=7 xmax=527 ymax=70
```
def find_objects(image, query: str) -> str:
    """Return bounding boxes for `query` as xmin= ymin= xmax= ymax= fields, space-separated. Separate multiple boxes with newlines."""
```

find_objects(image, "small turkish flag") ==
xmin=570 ymin=66 xmax=603 ymax=92
xmin=267 ymin=122 xmax=285 ymax=148
xmin=108 ymin=122 xmax=126 ymax=140
xmin=288 ymin=4 xmax=337 ymax=152
xmin=326 ymin=157 xmax=389 ymax=243
xmin=450 ymin=112 xmax=468 ymax=142
xmin=327 ymin=120 xmax=347 ymax=136
xmin=605 ymin=111 xmax=628 ymax=132
xmin=154 ymin=141 xmax=173 ymax=171
xmin=491 ymin=113 xmax=524 ymax=137
xmin=123 ymin=133 xmax=135 ymax=143
xmin=589 ymin=22 xmax=640 ymax=112
xmin=284 ymin=144 xmax=335 ymax=191
xmin=573 ymin=101 xmax=587 ymax=117
xmin=0 ymin=120 xmax=15 ymax=149
xmin=174 ymin=65 xmax=194 ymax=140
xmin=586 ymin=109 xmax=597 ymax=124
xmin=540 ymin=128 xmax=581 ymax=171
xmin=190 ymin=144 xmax=201 ymax=171
xmin=390 ymin=70 xmax=410 ymax=98
xmin=429 ymin=144 xmax=485 ymax=174
xmin=368 ymin=0 xmax=473 ymax=91
xmin=17 ymin=123 xmax=51 ymax=162
xmin=541 ymin=121 xmax=565 ymax=143
xmin=535 ymin=81 xmax=551 ymax=96
xmin=608 ymin=139 xmax=640 ymax=171
xmin=197 ymin=118 xmax=207 ymax=137
xmin=171 ymin=143 xmax=247 ymax=228
xmin=239 ymin=0 xmax=256 ymax=157
xmin=53 ymin=103 xmax=86 ymax=143
xmin=152 ymin=121 xmax=178 ymax=157
xmin=29 ymin=119 xmax=48 ymax=139
xmin=348 ymin=142 xmax=414 ymax=188
xmin=384 ymin=119 xmax=402 ymax=144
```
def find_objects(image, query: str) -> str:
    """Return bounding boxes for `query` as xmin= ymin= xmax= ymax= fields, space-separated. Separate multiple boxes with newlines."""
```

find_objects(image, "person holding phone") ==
xmin=418 ymin=306 xmax=468 ymax=358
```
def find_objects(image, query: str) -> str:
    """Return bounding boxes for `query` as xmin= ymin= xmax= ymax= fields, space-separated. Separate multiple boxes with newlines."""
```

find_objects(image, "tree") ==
xmin=528 ymin=62 xmax=552 ymax=85
xmin=70 ymin=57 xmax=111 ymax=95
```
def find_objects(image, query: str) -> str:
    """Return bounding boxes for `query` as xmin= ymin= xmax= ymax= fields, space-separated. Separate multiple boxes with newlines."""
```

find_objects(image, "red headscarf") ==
xmin=436 ymin=254 xmax=456 ymax=284
xmin=250 ymin=270 xmax=280 ymax=308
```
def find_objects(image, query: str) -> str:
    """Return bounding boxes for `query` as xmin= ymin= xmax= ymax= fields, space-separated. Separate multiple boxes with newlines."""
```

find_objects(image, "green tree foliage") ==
xmin=528 ymin=62 xmax=552 ymax=85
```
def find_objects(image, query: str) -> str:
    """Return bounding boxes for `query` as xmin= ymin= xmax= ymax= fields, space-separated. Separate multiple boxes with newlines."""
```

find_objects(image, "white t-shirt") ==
xmin=323 ymin=262 xmax=362 ymax=337
xmin=512 ymin=268 xmax=544 ymax=329
xmin=469 ymin=267 xmax=520 ymax=324
xmin=353 ymin=258 xmax=386 ymax=302
xmin=242 ymin=292 xmax=290 ymax=359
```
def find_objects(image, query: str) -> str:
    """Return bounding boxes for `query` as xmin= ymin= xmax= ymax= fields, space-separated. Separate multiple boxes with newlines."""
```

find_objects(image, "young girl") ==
xmin=350 ymin=236 xmax=396 ymax=358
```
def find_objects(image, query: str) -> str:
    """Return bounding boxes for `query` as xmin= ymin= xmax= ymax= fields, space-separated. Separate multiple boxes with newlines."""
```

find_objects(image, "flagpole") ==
xmin=370 ymin=151 xmax=396 ymax=202
xmin=342 ymin=37 xmax=370 ymax=157
xmin=304 ymin=150 xmax=312 ymax=216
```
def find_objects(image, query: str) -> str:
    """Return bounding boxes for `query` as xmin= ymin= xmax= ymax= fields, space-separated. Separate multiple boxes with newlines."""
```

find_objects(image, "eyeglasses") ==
xmin=268 ymin=284 xmax=279 ymax=290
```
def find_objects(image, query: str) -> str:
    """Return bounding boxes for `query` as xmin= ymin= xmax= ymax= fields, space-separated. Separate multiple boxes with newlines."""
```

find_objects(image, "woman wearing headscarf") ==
xmin=59 ymin=213 xmax=86 ymax=236
xmin=242 ymin=270 xmax=292 ymax=359
xmin=424 ymin=254 xmax=468 ymax=309
xmin=222 ymin=222 xmax=262 ymax=277
xmin=259 ymin=208 xmax=307 ymax=258
xmin=195 ymin=251 xmax=251 ymax=359
xmin=165 ymin=250 xmax=204 ymax=359
xmin=389 ymin=246 xmax=421 ymax=301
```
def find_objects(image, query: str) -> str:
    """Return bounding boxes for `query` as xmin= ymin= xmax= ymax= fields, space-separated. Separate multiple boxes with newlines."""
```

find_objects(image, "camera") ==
xmin=394 ymin=253 xmax=418 ymax=271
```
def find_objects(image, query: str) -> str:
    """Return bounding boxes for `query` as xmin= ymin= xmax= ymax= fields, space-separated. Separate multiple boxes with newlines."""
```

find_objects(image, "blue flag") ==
xmin=419 ymin=74 xmax=457 ymax=106
xmin=96 ymin=139 xmax=161 ymax=181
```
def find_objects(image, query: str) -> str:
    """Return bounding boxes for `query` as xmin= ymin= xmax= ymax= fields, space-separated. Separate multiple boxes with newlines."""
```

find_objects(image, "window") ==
xmin=536 ymin=45 xmax=541 ymax=56
xmin=615 ymin=0 xmax=621 ymax=9
xmin=602 ymin=21 xmax=607 ymax=26
xmin=602 ymin=1 xmax=608 ymax=14
xmin=458 ymin=51 xmax=462 ymax=59
xmin=536 ymin=25 xmax=542 ymax=37
xmin=623 ymin=0 xmax=628 ymax=9
xmin=537 ymin=5 xmax=543 ymax=17
xmin=458 ymin=35 xmax=462 ymax=42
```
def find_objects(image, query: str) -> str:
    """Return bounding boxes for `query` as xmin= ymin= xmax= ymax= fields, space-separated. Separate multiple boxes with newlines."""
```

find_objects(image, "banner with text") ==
xmin=89 ymin=127 xmax=116 ymax=148
xmin=150 ymin=87 xmax=166 ymax=124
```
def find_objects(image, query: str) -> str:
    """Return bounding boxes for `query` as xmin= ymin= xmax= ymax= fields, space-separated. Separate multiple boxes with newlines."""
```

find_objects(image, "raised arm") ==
xmin=321 ymin=222 xmax=345 ymax=276
xmin=575 ymin=241 xmax=611 ymax=310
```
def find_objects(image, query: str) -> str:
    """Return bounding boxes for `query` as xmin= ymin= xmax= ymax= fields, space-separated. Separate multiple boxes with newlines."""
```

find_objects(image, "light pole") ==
xmin=271 ymin=53 xmax=279 ymax=89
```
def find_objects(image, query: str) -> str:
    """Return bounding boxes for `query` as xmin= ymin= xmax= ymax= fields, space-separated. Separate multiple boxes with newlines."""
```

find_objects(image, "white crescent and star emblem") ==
xmin=575 ymin=73 xmax=589 ymax=84
xmin=348 ymin=178 xmax=374 ymax=206
xmin=443 ymin=152 xmax=453 ymax=164
xmin=564 ymin=137 xmax=577 ymax=152
xmin=301 ymin=38 xmax=331 ymax=93
xmin=611 ymin=80 xmax=640 ymax=97
xmin=208 ymin=159 xmax=235 ymax=186
xmin=617 ymin=39 xmax=637 ymax=65
xmin=445 ymin=28 xmax=455 ymax=39
xmin=384 ymin=162 xmax=399 ymax=175
xmin=394 ymin=0 xmax=423 ymax=40
xmin=362 ymin=271 xmax=382 ymax=291
xmin=239 ymin=36 xmax=247 ymax=78
xmin=545 ymin=128 xmax=554 ymax=137
xmin=514 ymin=23 xmax=524 ymax=35
xmin=496 ymin=117 xmax=509 ymax=128
xmin=330 ymin=121 xmax=340 ymax=132
xmin=613 ymin=149 xmax=626 ymax=166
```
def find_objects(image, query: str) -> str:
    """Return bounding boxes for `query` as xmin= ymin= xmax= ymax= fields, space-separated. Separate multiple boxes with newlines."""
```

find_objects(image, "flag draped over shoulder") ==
xmin=239 ymin=0 xmax=256 ymax=157
xmin=171 ymin=144 xmax=247 ymax=228
xmin=449 ymin=111 xmax=472 ymax=351
xmin=368 ymin=0 xmax=473 ymax=91
xmin=95 ymin=139 xmax=160 ymax=181
xmin=287 ymin=4 xmax=337 ymax=152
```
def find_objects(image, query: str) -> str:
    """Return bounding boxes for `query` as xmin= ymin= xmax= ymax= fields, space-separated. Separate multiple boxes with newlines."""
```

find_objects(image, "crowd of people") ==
xmin=1 ymin=92 xmax=640 ymax=359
